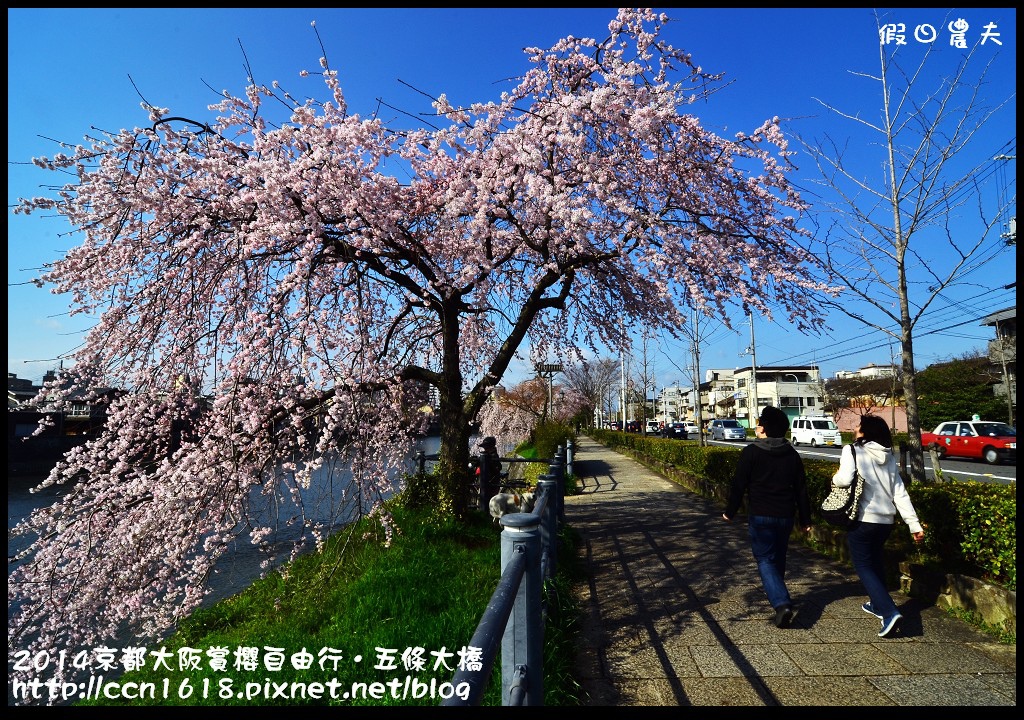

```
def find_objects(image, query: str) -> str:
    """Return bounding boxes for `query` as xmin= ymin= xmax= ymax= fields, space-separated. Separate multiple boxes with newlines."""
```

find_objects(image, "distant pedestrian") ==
xmin=722 ymin=406 xmax=811 ymax=628
xmin=832 ymin=414 xmax=925 ymax=638
xmin=476 ymin=436 xmax=503 ymax=498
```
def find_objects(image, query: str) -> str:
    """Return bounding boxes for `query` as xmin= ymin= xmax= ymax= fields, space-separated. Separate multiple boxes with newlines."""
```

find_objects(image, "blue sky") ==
xmin=7 ymin=7 xmax=1017 ymax=391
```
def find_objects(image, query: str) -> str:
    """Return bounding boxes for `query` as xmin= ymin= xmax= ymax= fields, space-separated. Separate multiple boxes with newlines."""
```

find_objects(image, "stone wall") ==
xmin=900 ymin=562 xmax=1017 ymax=636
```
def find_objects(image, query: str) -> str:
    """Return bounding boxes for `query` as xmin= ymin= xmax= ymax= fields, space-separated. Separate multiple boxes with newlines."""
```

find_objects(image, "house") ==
xmin=700 ymin=369 xmax=736 ymax=424
xmin=835 ymin=363 xmax=898 ymax=380
xmin=980 ymin=306 xmax=1016 ymax=421
xmin=827 ymin=362 xmax=907 ymax=433
xmin=655 ymin=375 xmax=720 ymax=425
xmin=730 ymin=365 xmax=825 ymax=429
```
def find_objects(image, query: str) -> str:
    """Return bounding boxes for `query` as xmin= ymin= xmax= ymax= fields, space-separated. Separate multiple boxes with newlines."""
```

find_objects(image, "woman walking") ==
xmin=832 ymin=414 xmax=925 ymax=638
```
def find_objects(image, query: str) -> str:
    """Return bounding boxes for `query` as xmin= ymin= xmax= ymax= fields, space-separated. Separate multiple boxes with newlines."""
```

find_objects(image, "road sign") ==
xmin=536 ymin=363 xmax=563 ymax=374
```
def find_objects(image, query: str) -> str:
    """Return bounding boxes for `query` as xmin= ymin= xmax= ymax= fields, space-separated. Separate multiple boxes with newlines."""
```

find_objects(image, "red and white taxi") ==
xmin=920 ymin=420 xmax=1016 ymax=465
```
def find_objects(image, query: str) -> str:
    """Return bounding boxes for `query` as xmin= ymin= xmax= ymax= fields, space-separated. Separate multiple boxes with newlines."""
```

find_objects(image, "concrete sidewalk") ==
xmin=565 ymin=435 xmax=1016 ymax=707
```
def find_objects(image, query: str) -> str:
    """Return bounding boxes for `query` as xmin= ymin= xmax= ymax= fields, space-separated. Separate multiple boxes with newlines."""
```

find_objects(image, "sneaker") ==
xmin=878 ymin=613 xmax=903 ymax=638
xmin=773 ymin=604 xmax=795 ymax=628
xmin=862 ymin=602 xmax=883 ymax=619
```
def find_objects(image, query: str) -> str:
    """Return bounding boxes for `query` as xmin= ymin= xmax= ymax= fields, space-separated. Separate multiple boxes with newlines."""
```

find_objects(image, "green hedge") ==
xmin=589 ymin=429 xmax=1015 ymax=591
xmin=531 ymin=421 xmax=577 ymax=463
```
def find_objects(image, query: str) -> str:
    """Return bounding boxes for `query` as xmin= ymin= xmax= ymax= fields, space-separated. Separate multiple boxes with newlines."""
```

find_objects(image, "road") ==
xmin=700 ymin=437 xmax=1017 ymax=485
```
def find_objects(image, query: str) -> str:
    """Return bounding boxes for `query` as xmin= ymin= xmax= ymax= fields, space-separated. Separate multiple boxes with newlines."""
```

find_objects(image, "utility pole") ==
xmin=889 ymin=343 xmax=899 ymax=431
xmin=692 ymin=308 xmax=705 ymax=446
xmin=995 ymin=317 xmax=1015 ymax=425
xmin=649 ymin=370 xmax=656 ymax=430
xmin=618 ymin=317 xmax=626 ymax=426
xmin=742 ymin=307 xmax=758 ymax=427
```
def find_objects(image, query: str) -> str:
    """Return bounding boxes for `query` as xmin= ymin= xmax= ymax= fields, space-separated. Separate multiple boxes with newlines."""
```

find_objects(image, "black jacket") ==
xmin=724 ymin=438 xmax=811 ymax=526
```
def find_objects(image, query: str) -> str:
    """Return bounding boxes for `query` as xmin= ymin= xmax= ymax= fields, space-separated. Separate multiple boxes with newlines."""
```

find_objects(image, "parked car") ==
xmin=682 ymin=421 xmax=701 ymax=437
xmin=790 ymin=415 xmax=843 ymax=447
xmin=645 ymin=420 xmax=661 ymax=435
xmin=663 ymin=422 xmax=688 ymax=439
xmin=709 ymin=418 xmax=746 ymax=441
xmin=920 ymin=420 xmax=1016 ymax=465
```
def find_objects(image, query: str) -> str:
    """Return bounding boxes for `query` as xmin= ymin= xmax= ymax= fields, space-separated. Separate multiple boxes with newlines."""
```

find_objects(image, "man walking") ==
xmin=722 ymin=406 xmax=812 ymax=628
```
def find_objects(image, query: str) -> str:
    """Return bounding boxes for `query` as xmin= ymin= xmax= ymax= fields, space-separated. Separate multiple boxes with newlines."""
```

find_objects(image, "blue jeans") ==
xmin=845 ymin=521 xmax=898 ymax=619
xmin=747 ymin=515 xmax=795 ymax=609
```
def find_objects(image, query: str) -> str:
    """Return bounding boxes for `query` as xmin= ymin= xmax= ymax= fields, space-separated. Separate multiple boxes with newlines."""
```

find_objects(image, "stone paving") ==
xmin=566 ymin=435 xmax=1016 ymax=707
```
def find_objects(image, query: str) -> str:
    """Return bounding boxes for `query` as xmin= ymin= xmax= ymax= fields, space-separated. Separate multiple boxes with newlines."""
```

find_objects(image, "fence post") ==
xmin=536 ymin=477 xmax=557 ymax=578
xmin=499 ymin=512 xmax=544 ymax=706
xmin=566 ymin=440 xmax=574 ymax=482
xmin=415 ymin=450 xmax=425 ymax=477
xmin=549 ymin=450 xmax=565 ymax=523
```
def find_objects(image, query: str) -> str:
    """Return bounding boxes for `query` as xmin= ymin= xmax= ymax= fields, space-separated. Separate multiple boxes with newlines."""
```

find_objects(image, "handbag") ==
xmin=821 ymin=445 xmax=864 ymax=528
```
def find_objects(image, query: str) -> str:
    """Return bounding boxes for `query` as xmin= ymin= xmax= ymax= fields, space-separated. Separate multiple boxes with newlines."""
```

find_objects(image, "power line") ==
xmin=767 ymin=289 xmax=1016 ymax=369
xmin=801 ymin=310 xmax=1014 ymax=368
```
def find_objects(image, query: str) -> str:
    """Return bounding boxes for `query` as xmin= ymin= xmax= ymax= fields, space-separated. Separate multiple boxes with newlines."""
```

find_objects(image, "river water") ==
xmin=8 ymin=435 xmax=442 ymax=704
xmin=9 ymin=434 xmax=442 ymax=601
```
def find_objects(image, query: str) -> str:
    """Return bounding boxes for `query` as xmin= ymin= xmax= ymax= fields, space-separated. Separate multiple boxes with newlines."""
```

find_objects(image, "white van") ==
xmin=790 ymin=415 xmax=842 ymax=447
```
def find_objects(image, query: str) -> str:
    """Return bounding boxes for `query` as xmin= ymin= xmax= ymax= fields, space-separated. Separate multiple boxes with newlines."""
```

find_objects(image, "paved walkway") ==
xmin=565 ymin=435 xmax=1016 ymax=707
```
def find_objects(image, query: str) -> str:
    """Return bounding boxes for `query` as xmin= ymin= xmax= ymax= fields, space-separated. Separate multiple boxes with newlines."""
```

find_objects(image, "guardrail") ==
xmin=440 ymin=443 xmax=573 ymax=706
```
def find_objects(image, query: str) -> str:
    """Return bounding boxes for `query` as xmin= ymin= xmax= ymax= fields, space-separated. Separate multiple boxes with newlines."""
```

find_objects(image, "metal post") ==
xmin=566 ymin=440 xmax=574 ymax=480
xmin=548 ymin=457 xmax=564 ymax=523
xmin=536 ymin=477 xmax=557 ymax=577
xmin=499 ymin=512 xmax=543 ymax=706
xmin=415 ymin=450 xmax=425 ymax=477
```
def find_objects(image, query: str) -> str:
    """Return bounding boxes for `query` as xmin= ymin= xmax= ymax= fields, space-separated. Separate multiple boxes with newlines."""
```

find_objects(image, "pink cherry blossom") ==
xmin=10 ymin=9 xmax=834 ymax=696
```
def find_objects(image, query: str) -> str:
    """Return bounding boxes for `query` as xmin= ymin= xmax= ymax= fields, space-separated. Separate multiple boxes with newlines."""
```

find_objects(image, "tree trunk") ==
xmin=899 ymin=318 xmax=927 ymax=484
xmin=435 ymin=304 xmax=474 ymax=518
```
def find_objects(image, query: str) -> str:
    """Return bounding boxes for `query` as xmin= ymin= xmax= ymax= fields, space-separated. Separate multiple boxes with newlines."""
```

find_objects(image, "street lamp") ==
xmin=536 ymin=363 xmax=563 ymax=421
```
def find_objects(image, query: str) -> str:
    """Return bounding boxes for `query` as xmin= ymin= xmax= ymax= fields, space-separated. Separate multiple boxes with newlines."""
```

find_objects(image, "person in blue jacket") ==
xmin=722 ymin=406 xmax=811 ymax=628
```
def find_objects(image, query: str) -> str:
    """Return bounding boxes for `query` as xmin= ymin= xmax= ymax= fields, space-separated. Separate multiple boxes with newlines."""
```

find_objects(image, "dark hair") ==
xmin=757 ymin=405 xmax=789 ymax=438
xmin=857 ymin=415 xmax=893 ymax=448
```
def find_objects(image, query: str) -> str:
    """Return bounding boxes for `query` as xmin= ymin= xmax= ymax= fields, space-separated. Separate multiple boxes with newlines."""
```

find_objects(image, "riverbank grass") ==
xmin=80 ymin=502 xmax=584 ymax=706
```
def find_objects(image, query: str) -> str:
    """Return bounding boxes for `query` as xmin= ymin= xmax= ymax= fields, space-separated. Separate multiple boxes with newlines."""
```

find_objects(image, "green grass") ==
xmin=77 ymin=499 xmax=586 ymax=706
xmin=514 ymin=444 xmax=540 ymax=460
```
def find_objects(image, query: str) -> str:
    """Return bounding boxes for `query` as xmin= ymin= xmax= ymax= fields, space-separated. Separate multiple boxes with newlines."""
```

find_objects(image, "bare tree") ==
xmin=630 ymin=330 xmax=659 ymax=433
xmin=795 ymin=11 xmax=1015 ymax=482
xmin=562 ymin=357 xmax=619 ymax=429
xmin=823 ymin=373 xmax=905 ymax=431
xmin=658 ymin=313 xmax=731 ymax=445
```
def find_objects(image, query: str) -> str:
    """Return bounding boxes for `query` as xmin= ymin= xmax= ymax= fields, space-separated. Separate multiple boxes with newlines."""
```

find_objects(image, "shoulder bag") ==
xmin=821 ymin=445 xmax=864 ymax=529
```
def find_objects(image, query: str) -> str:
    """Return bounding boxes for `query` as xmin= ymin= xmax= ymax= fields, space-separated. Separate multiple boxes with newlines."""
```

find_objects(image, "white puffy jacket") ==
xmin=832 ymin=441 xmax=923 ymax=534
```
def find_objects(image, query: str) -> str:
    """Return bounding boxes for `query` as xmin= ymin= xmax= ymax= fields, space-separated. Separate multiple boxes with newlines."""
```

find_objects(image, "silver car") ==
xmin=710 ymin=418 xmax=747 ymax=441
